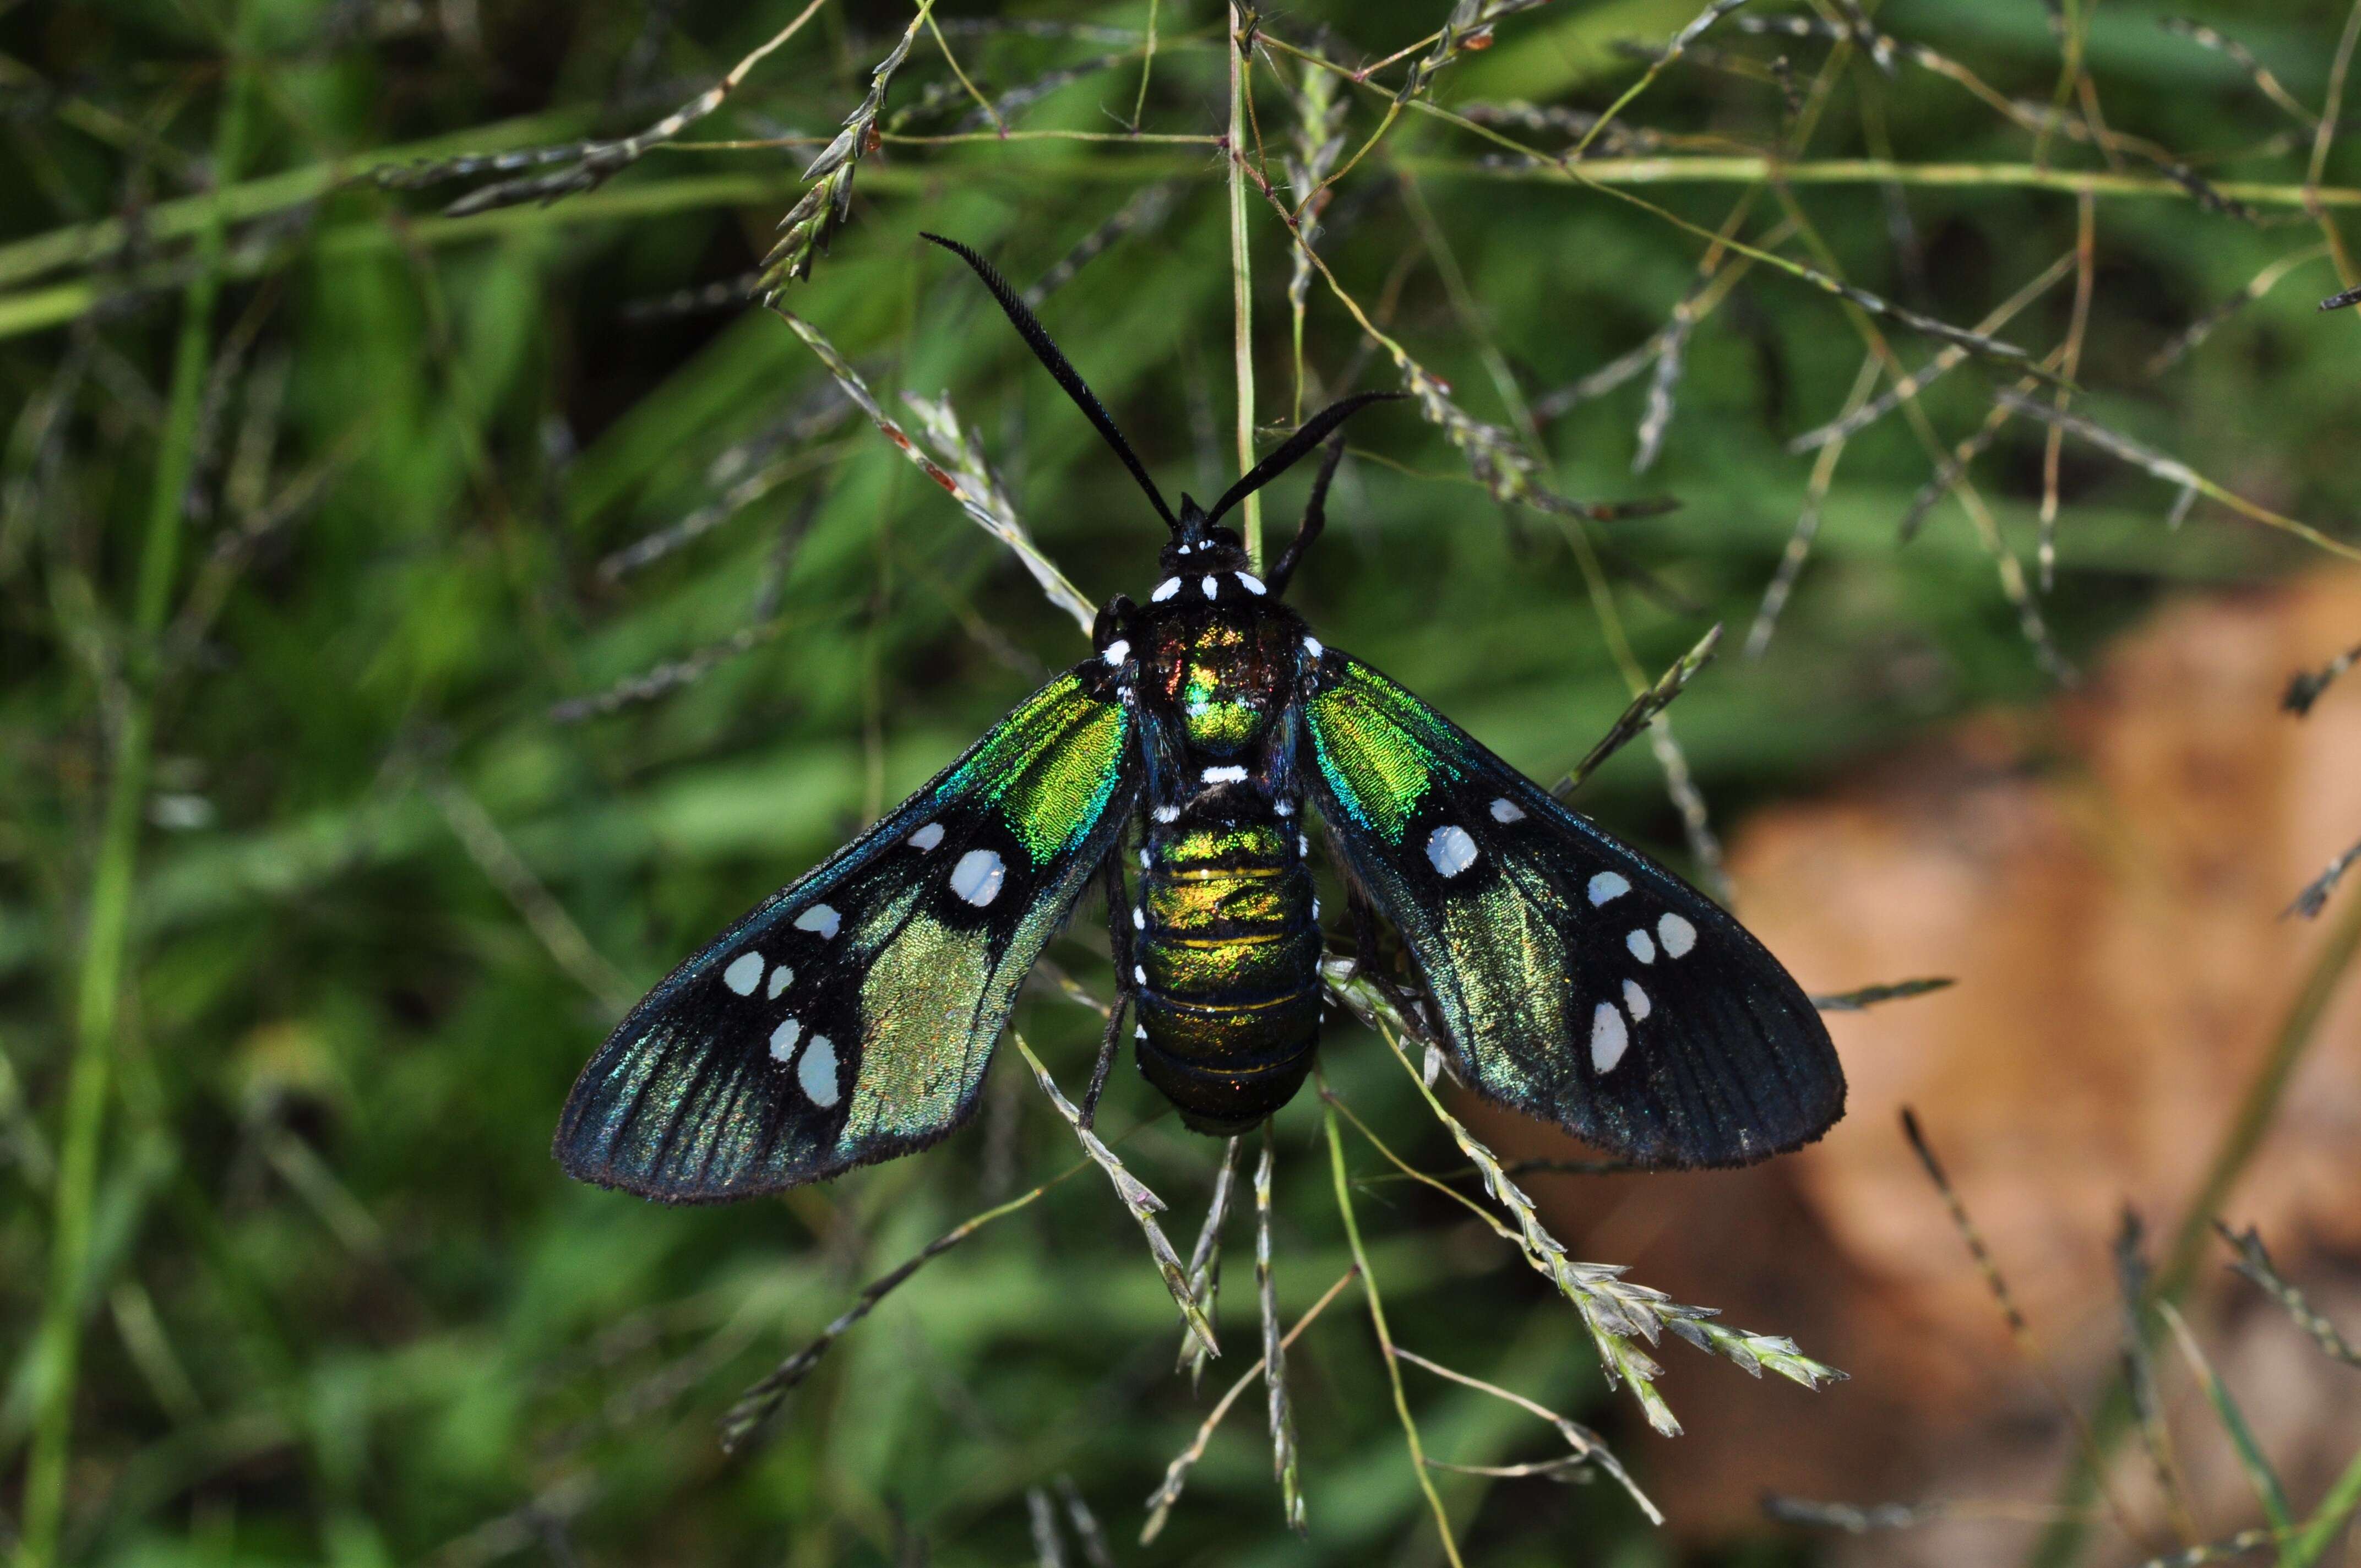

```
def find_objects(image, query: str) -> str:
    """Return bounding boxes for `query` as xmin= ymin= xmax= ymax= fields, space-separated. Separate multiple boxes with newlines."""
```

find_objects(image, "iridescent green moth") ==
xmin=554 ymin=236 xmax=1846 ymax=1201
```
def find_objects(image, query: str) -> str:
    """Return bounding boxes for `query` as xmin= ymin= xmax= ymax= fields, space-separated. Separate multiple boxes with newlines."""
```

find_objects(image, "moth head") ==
xmin=1161 ymin=494 xmax=1249 ymax=571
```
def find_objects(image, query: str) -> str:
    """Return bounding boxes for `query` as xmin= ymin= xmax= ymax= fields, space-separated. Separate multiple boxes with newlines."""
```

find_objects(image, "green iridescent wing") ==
xmin=1301 ymin=645 xmax=1843 ymax=1168
xmin=556 ymin=666 xmax=1138 ymax=1202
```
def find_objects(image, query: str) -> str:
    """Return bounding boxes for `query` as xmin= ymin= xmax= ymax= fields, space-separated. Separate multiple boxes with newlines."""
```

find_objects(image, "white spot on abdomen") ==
xmin=767 ymin=963 xmax=793 ymax=999
xmin=799 ymin=1035 xmax=841 ymax=1107
xmin=1626 ymin=928 xmax=1656 ymax=963
xmin=1489 ymin=797 xmax=1526 ymax=824
xmin=1591 ymin=1003 xmax=1629 ymax=1074
xmin=1131 ymin=906 xmax=1145 ymax=930
xmin=1151 ymin=577 xmax=1182 ymax=602
xmin=768 ymin=1017 xmax=802 ymax=1063
xmin=1657 ymin=912 xmax=1697 ymax=957
xmin=1201 ymin=764 xmax=1248 ymax=784
xmin=1587 ymin=872 xmax=1629 ymax=906
xmin=722 ymin=952 xmax=764 ymax=995
xmin=950 ymin=848 xmax=1006 ymax=907
xmin=907 ymin=821 xmax=945 ymax=852
xmin=1622 ymin=979 xmax=1651 ymax=1020
xmin=1426 ymin=824 xmax=1478 ymax=878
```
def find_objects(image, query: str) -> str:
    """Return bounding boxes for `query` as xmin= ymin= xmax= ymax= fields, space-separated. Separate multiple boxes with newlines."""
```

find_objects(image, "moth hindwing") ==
xmin=554 ymin=663 xmax=1138 ymax=1201
xmin=1299 ymin=643 xmax=1844 ymax=1168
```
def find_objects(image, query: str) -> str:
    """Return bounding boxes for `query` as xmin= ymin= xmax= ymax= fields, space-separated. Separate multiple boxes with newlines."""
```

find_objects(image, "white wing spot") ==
xmin=1623 ymin=979 xmax=1651 ymax=1021
xmin=795 ymin=904 xmax=841 ymax=939
xmin=907 ymin=821 xmax=945 ymax=852
xmin=1591 ymin=1003 xmax=1629 ymax=1074
xmin=1426 ymin=824 xmax=1478 ymax=878
xmin=1101 ymin=639 xmax=1130 ymax=668
xmin=768 ymin=1016 xmax=802 ymax=1063
xmin=1303 ymin=635 xmax=1325 ymax=661
xmin=799 ymin=1035 xmax=841 ymax=1107
xmin=722 ymin=951 xmax=764 ymax=995
xmin=1151 ymin=577 xmax=1182 ymax=602
xmin=767 ymin=963 xmax=793 ymax=999
xmin=1658 ymin=912 xmax=1698 ymax=958
xmin=1587 ymin=872 xmax=1630 ymax=906
xmin=1236 ymin=572 xmax=1267 ymax=596
xmin=1626 ymin=928 xmax=1656 ymax=963
xmin=1489 ymin=797 xmax=1526 ymax=824
xmin=1202 ymin=764 xmax=1248 ymax=784
xmin=950 ymin=848 xmax=1007 ymax=907
xmin=1200 ymin=575 xmax=1218 ymax=599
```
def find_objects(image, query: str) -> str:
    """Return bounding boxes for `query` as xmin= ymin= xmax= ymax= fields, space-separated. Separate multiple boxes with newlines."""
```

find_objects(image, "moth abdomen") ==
xmin=1130 ymin=798 xmax=1321 ymax=1134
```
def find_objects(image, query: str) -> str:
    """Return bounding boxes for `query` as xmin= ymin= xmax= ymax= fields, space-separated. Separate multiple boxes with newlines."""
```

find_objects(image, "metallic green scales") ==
xmin=950 ymin=673 xmax=1129 ymax=865
xmin=1130 ymin=803 xmax=1321 ymax=1133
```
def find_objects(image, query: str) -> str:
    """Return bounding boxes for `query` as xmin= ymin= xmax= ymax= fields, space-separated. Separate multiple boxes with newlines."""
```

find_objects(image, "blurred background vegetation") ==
xmin=6 ymin=0 xmax=2361 ymax=1562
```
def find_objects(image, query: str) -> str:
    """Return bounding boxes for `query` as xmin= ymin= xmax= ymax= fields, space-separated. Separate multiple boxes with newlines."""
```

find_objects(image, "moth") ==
xmin=555 ymin=235 xmax=1845 ymax=1202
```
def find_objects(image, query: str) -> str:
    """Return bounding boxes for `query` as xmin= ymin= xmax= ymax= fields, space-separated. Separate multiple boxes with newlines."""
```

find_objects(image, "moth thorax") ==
xmin=1173 ymin=622 xmax=1281 ymax=754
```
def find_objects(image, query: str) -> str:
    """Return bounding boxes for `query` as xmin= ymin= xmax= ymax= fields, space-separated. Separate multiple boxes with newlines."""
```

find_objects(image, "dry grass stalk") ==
xmin=1175 ymin=1135 xmax=1241 ymax=1384
xmin=1139 ymin=1267 xmax=1356 ymax=1543
xmin=1551 ymin=624 xmax=1721 ymax=796
xmin=1254 ymin=1125 xmax=1303 ymax=1532
xmin=1009 ymin=1035 xmax=1218 ymax=1362
xmin=760 ymin=3 xmax=934 ymax=290
xmin=1391 ymin=1346 xmax=1661 ymax=1521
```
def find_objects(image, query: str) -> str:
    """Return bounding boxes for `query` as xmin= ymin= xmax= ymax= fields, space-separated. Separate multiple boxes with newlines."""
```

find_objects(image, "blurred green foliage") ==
xmin=6 ymin=0 xmax=2361 ymax=1561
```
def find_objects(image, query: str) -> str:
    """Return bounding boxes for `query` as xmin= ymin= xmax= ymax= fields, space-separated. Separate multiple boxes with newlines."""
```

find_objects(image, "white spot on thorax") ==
xmin=768 ymin=1017 xmax=802 ymax=1062
xmin=1101 ymin=639 xmax=1130 ymax=668
xmin=722 ymin=951 xmax=764 ymax=995
xmin=907 ymin=821 xmax=945 ymax=851
xmin=768 ymin=963 xmax=793 ymax=999
xmin=1591 ymin=1003 xmax=1629 ymax=1074
xmin=1623 ymin=979 xmax=1651 ymax=1020
xmin=1200 ymin=575 xmax=1218 ymax=599
xmin=1489 ymin=797 xmax=1526 ymax=824
xmin=1152 ymin=804 xmax=1180 ymax=824
xmin=1426 ymin=824 xmax=1478 ymax=878
xmin=1151 ymin=577 xmax=1182 ymax=602
xmin=1303 ymin=636 xmax=1325 ymax=661
xmin=1587 ymin=872 xmax=1629 ymax=906
xmin=1236 ymin=572 xmax=1267 ymax=596
xmin=795 ymin=904 xmax=841 ymax=939
xmin=950 ymin=848 xmax=1006 ymax=907
xmin=1201 ymin=764 xmax=1248 ymax=784
xmin=799 ymin=1035 xmax=841 ymax=1107
xmin=1657 ymin=912 xmax=1698 ymax=957
xmin=1626 ymin=928 xmax=1656 ymax=963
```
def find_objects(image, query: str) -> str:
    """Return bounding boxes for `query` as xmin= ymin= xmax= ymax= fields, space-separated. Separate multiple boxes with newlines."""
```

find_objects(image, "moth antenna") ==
xmin=1267 ymin=432 xmax=1346 ymax=597
xmin=1201 ymin=391 xmax=1404 ymax=530
xmin=920 ymin=232 xmax=1178 ymax=531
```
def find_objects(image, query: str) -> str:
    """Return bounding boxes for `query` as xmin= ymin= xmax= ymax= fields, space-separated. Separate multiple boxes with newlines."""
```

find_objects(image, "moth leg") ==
xmin=1267 ymin=432 xmax=1346 ymax=597
xmin=1082 ymin=846 xmax=1134 ymax=1130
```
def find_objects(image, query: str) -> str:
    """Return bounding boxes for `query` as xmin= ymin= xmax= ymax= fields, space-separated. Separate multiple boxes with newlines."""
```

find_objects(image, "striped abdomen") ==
xmin=1131 ymin=798 xmax=1321 ymax=1133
